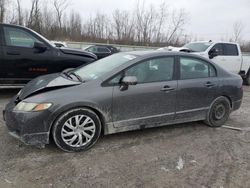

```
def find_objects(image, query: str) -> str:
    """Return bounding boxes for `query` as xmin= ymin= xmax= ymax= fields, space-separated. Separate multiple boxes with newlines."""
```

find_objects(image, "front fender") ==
xmin=46 ymin=101 xmax=111 ymax=136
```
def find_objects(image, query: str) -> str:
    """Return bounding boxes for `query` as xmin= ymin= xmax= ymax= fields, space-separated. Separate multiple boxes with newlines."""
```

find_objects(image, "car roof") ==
xmin=125 ymin=50 xmax=194 ymax=57
xmin=93 ymin=45 xmax=119 ymax=50
xmin=188 ymin=41 xmax=239 ymax=45
xmin=0 ymin=23 xmax=28 ymax=30
xmin=90 ymin=44 xmax=116 ymax=48
xmin=123 ymin=50 xmax=219 ymax=66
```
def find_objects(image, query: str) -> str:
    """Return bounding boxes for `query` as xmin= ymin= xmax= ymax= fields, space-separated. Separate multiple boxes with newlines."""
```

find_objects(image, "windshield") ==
xmin=184 ymin=42 xmax=212 ymax=52
xmin=74 ymin=53 xmax=137 ymax=81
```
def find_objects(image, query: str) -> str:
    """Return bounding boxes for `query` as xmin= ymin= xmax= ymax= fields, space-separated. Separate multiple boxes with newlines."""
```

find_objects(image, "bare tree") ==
xmin=83 ymin=13 xmax=110 ymax=41
xmin=154 ymin=2 xmax=168 ymax=43
xmin=232 ymin=21 xmax=244 ymax=42
xmin=16 ymin=0 xmax=23 ymax=25
xmin=112 ymin=9 xmax=135 ymax=43
xmin=40 ymin=1 xmax=55 ymax=38
xmin=53 ymin=0 xmax=68 ymax=29
xmin=166 ymin=9 xmax=187 ymax=44
xmin=0 ymin=0 xmax=189 ymax=46
xmin=67 ymin=11 xmax=82 ymax=41
xmin=0 ymin=0 xmax=8 ymax=23
xmin=135 ymin=1 xmax=158 ymax=45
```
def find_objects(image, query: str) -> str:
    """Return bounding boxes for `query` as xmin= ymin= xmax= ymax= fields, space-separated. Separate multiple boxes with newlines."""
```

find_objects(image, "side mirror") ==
xmin=34 ymin=41 xmax=47 ymax=52
xmin=209 ymin=49 xmax=219 ymax=59
xmin=120 ymin=76 xmax=137 ymax=91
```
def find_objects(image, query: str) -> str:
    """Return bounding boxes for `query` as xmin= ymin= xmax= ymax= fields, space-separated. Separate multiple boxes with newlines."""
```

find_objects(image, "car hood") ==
xmin=59 ymin=47 xmax=97 ymax=60
xmin=18 ymin=73 xmax=81 ymax=100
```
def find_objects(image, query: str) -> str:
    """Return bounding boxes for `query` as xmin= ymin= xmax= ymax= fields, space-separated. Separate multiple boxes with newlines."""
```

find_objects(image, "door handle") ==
xmin=205 ymin=82 xmax=215 ymax=87
xmin=161 ymin=85 xmax=175 ymax=92
xmin=6 ymin=51 xmax=20 ymax=55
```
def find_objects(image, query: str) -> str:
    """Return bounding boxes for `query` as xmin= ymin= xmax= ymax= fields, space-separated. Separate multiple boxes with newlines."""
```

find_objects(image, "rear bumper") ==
xmin=232 ymin=99 xmax=242 ymax=111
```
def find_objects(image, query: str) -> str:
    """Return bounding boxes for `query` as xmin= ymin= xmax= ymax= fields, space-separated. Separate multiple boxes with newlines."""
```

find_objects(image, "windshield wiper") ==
xmin=61 ymin=71 xmax=73 ymax=79
xmin=69 ymin=72 xmax=84 ymax=82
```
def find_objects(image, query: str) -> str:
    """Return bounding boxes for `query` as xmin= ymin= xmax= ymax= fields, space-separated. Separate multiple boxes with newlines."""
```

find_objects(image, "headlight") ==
xmin=14 ymin=102 xmax=52 ymax=112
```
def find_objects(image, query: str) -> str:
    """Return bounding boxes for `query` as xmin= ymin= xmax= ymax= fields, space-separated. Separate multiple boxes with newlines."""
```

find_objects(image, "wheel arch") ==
xmin=48 ymin=104 xmax=107 ymax=143
xmin=221 ymin=95 xmax=233 ymax=108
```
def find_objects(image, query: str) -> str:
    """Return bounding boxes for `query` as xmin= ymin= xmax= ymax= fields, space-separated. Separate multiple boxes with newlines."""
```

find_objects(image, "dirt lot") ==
xmin=0 ymin=87 xmax=250 ymax=188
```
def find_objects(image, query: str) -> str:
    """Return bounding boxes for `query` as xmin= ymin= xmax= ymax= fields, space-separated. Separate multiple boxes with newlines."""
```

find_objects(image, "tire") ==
xmin=52 ymin=108 xmax=102 ymax=152
xmin=205 ymin=97 xmax=231 ymax=127
xmin=245 ymin=73 xmax=250 ymax=86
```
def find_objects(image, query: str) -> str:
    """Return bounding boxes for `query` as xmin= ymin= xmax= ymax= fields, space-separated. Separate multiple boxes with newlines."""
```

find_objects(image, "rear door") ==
xmin=209 ymin=43 xmax=241 ymax=74
xmin=222 ymin=43 xmax=241 ymax=74
xmin=1 ymin=25 xmax=53 ymax=84
xmin=176 ymin=56 xmax=219 ymax=120
xmin=96 ymin=46 xmax=112 ymax=59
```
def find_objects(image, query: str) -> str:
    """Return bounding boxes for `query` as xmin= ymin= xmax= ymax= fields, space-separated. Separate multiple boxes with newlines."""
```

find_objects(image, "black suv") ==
xmin=84 ymin=45 xmax=119 ymax=59
xmin=0 ymin=24 xmax=97 ymax=88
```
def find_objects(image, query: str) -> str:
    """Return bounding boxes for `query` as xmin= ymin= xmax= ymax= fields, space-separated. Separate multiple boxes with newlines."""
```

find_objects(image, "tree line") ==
xmin=0 ymin=0 xmax=189 ymax=47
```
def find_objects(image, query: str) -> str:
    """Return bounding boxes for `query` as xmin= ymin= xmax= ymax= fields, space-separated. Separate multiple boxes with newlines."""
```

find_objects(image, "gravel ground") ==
xmin=0 ymin=87 xmax=250 ymax=188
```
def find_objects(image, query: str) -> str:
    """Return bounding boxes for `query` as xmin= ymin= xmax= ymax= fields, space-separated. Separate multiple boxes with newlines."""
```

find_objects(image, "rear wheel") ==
xmin=205 ymin=97 xmax=231 ymax=127
xmin=52 ymin=108 xmax=101 ymax=152
xmin=245 ymin=73 xmax=250 ymax=85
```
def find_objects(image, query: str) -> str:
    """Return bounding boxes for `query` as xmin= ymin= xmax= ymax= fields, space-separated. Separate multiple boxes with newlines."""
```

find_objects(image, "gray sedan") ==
xmin=3 ymin=51 xmax=243 ymax=152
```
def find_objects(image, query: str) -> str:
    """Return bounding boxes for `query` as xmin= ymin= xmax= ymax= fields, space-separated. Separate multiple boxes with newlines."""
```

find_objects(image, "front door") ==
xmin=176 ymin=56 xmax=219 ymax=120
xmin=112 ymin=56 xmax=177 ymax=127
xmin=1 ymin=25 xmax=53 ymax=84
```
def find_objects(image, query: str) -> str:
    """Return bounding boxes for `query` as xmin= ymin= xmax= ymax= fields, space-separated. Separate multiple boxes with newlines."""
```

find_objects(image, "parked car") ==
xmin=3 ymin=51 xmax=243 ymax=152
xmin=51 ymin=41 xmax=68 ymax=48
xmin=83 ymin=45 xmax=119 ymax=59
xmin=0 ymin=24 xmax=97 ymax=88
xmin=158 ymin=41 xmax=250 ymax=85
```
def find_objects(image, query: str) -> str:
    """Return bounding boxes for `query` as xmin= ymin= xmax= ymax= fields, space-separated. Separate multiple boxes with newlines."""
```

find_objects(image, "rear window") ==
xmin=180 ymin=57 xmax=216 ymax=80
xmin=223 ymin=44 xmax=239 ymax=56
xmin=98 ymin=47 xmax=110 ymax=53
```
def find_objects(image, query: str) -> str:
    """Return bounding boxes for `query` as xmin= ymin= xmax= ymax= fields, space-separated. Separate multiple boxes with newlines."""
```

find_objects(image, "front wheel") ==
xmin=205 ymin=97 xmax=231 ymax=127
xmin=52 ymin=108 xmax=102 ymax=152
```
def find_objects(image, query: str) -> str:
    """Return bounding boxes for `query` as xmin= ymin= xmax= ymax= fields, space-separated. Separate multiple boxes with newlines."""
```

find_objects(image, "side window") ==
xmin=109 ymin=74 xmax=123 ymax=84
xmin=223 ymin=44 xmax=239 ymax=56
xmin=87 ymin=46 xmax=97 ymax=53
xmin=210 ymin=43 xmax=223 ymax=56
xmin=98 ymin=47 xmax=111 ymax=53
xmin=180 ymin=57 xmax=216 ymax=79
xmin=3 ymin=26 xmax=39 ymax=48
xmin=210 ymin=65 xmax=216 ymax=77
xmin=124 ymin=57 xmax=174 ymax=83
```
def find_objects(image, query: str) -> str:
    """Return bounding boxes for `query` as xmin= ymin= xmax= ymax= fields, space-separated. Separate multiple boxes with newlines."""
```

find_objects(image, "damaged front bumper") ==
xmin=8 ymin=131 xmax=49 ymax=148
xmin=3 ymin=100 xmax=51 ymax=147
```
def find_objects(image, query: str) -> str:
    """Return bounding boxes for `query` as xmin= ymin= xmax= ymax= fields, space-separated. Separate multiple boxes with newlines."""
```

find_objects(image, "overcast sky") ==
xmin=23 ymin=0 xmax=250 ymax=41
